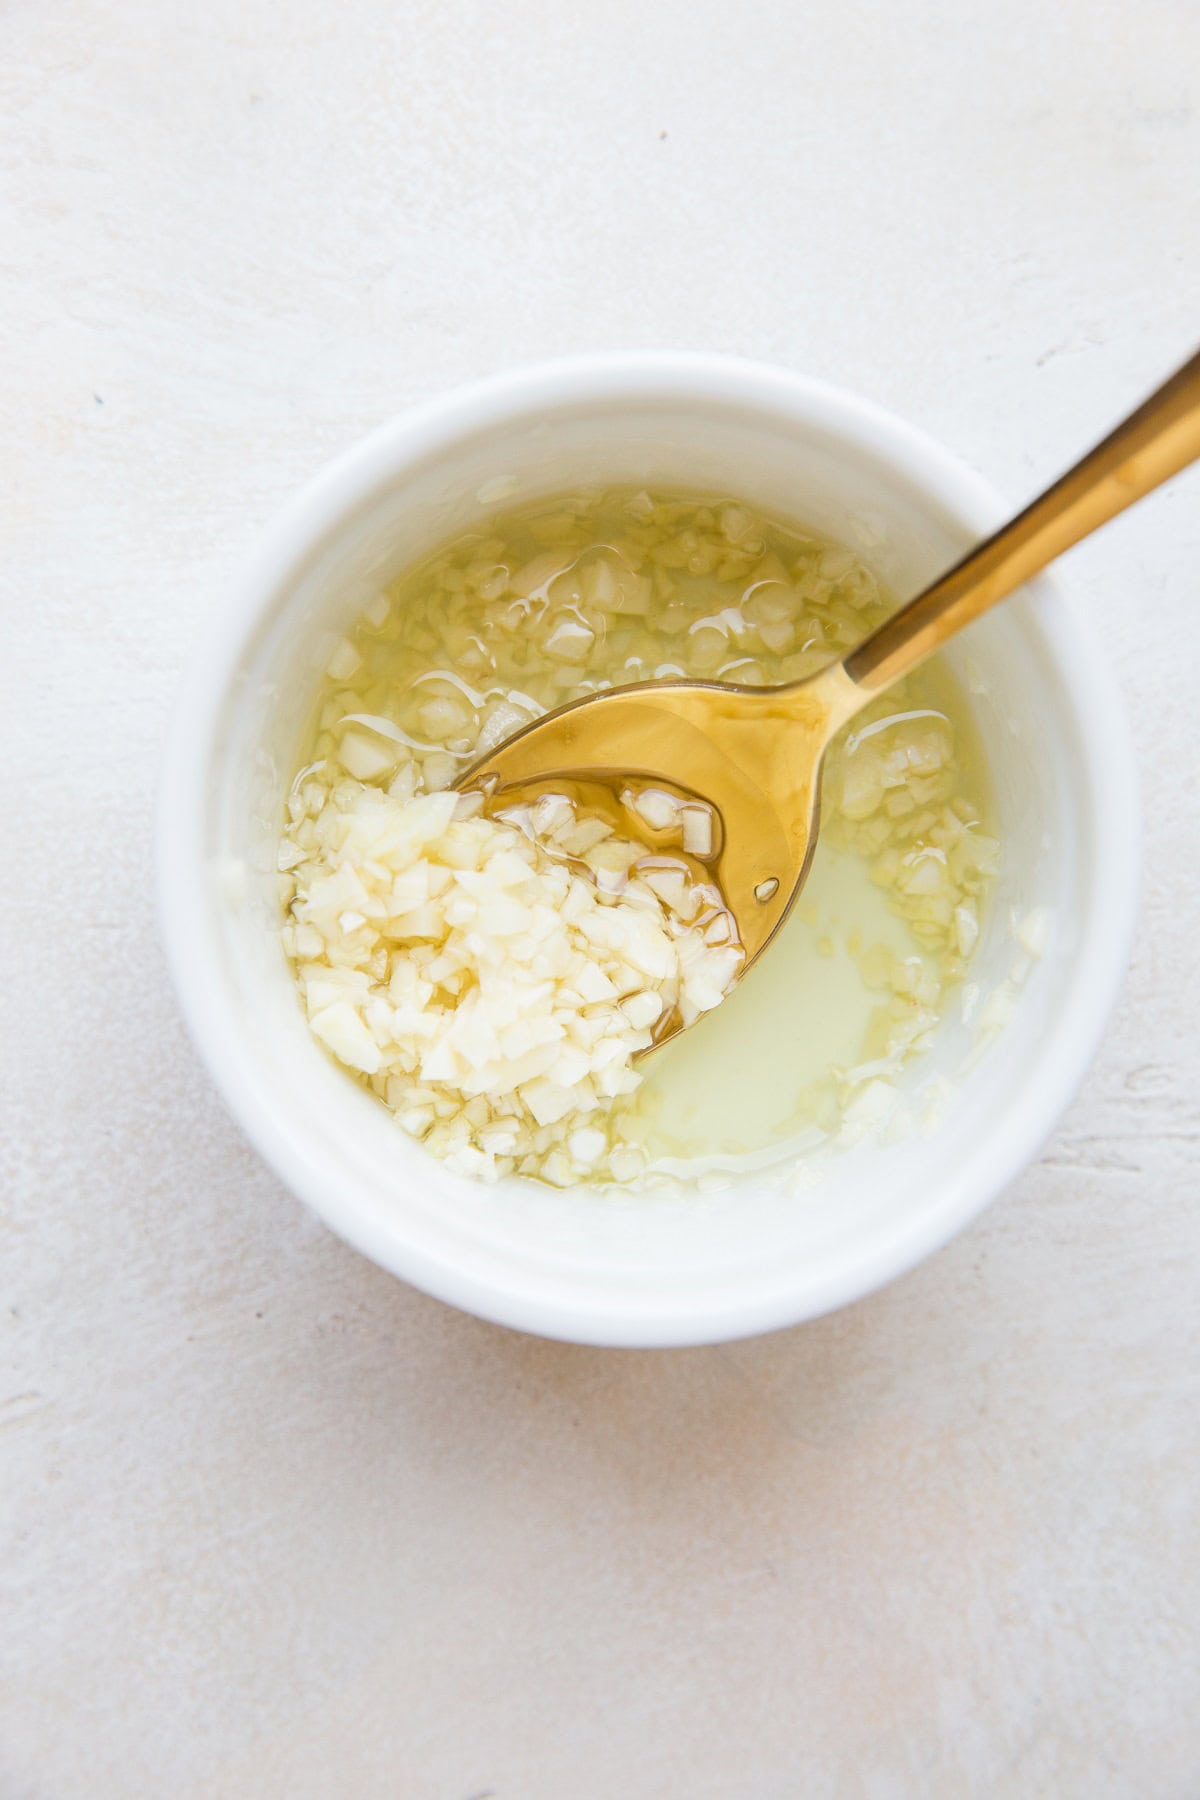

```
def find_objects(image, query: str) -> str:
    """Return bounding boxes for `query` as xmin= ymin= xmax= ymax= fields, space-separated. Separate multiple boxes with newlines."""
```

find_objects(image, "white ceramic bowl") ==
xmin=158 ymin=354 xmax=1137 ymax=1347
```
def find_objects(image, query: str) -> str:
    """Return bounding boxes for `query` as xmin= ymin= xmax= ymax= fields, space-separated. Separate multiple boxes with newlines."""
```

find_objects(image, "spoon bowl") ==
xmin=461 ymin=664 xmax=858 ymax=1043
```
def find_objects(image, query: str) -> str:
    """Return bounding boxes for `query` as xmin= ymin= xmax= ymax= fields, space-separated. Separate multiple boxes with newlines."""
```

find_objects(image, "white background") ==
xmin=4 ymin=1 xmax=1199 ymax=1794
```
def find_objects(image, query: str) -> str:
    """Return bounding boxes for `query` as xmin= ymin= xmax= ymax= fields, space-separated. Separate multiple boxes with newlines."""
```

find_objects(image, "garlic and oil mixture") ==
xmin=279 ymin=489 xmax=998 ymax=1187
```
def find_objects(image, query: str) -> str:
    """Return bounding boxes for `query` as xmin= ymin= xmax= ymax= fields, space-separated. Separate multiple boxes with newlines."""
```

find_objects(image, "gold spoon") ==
xmin=457 ymin=348 xmax=1200 ymax=1048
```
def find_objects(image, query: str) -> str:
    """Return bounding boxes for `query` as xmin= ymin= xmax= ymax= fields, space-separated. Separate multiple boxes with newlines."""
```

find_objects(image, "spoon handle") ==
xmin=841 ymin=346 xmax=1200 ymax=696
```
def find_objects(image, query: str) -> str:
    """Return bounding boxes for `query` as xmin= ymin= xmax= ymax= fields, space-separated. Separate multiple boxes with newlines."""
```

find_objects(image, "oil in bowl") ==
xmin=278 ymin=488 xmax=998 ymax=1190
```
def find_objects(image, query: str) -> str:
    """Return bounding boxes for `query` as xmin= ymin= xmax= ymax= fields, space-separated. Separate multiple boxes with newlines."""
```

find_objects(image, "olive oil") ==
xmin=288 ymin=487 xmax=996 ymax=1184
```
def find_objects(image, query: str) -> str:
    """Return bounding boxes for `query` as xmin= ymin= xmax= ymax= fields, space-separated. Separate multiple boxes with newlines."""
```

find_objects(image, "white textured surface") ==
xmin=3 ymin=1 xmax=1199 ymax=1794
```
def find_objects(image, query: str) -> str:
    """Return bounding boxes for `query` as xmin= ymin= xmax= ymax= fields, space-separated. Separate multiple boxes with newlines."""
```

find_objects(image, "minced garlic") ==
xmin=282 ymin=783 xmax=742 ymax=1184
xmin=279 ymin=486 xmax=999 ymax=1186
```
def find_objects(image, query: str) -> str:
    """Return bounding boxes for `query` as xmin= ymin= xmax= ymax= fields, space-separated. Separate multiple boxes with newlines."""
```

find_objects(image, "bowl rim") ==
xmin=157 ymin=352 xmax=1139 ymax=1346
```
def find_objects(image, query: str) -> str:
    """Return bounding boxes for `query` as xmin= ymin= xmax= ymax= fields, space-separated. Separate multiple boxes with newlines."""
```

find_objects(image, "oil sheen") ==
xmin=290 ymin=487 xmax=998 ymax=1181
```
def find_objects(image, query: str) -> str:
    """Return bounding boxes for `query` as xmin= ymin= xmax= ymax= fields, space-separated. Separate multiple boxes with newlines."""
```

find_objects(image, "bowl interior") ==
xmin=180 ymin=370 xmax=1117 ymax=1343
